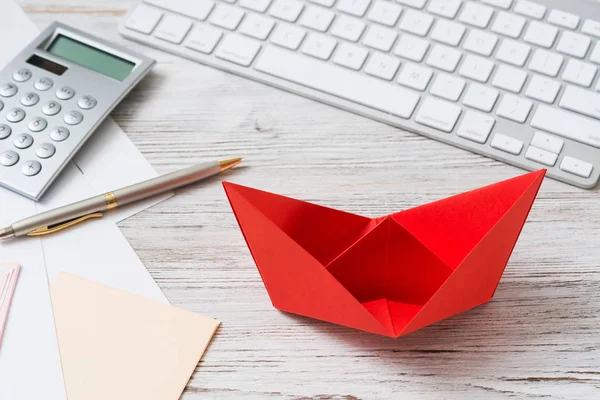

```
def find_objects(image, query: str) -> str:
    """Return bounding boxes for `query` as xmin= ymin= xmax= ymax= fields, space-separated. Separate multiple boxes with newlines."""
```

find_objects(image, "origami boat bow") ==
xmin=224 ymin=170 xmax=545 ymax=338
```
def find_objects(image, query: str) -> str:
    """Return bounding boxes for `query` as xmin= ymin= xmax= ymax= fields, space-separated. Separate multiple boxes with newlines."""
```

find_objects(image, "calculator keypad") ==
xmin=1 ymin=67 xmax=98 ymax=185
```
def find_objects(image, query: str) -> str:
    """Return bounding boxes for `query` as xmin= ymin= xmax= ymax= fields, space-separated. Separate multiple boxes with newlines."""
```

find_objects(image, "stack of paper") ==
xmin=0 ymin=262 xmax=20 ymax=344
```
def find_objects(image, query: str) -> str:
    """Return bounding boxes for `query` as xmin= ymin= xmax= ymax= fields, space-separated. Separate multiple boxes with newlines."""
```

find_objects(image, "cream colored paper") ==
xmin=51 ymin=273 xmax=220 ymax=400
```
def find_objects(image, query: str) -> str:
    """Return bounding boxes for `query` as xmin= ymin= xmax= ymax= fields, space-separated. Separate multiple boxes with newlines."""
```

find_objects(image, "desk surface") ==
xmin=26 ymin=1 xmax=600 ymax=398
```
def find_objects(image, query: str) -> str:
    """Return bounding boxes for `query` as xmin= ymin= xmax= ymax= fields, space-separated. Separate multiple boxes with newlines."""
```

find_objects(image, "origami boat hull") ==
xmin=224 ymin=170 xmax=546 ymax=337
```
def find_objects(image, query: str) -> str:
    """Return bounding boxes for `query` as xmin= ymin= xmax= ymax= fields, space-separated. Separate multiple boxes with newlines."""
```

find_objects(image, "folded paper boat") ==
xmin=223 ymin=170 xmax=545 ymax=337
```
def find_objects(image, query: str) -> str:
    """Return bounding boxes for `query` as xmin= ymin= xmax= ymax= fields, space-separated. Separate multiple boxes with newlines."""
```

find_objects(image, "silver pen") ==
xmin=0 ymin=158 xmax=242 ymax=241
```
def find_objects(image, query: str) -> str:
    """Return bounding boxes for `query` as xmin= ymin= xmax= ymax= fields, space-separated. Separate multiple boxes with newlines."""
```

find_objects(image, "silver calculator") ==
xmin=0 ymin=21 xmax=155 ymax=201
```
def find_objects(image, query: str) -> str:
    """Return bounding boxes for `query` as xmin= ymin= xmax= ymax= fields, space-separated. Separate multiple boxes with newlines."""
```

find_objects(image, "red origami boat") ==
xmin=223 ymin=170 xmax=545 ymax=337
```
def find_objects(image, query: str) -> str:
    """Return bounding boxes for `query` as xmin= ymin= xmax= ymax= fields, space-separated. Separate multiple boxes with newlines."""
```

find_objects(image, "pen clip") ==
xmin=26 ymin=212 xmax=103 ymax=237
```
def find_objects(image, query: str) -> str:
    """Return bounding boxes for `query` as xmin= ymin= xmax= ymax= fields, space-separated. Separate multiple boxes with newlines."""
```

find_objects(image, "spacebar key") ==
xmin=531 ymin=105 xmax=600 ymax=148
xmin=254 ymin=47 xmax=420 ymax=119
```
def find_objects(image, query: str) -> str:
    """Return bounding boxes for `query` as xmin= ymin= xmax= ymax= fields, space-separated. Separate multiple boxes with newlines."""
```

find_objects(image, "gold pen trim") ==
xmin=26 ymin=213 xmax=104 ymax=237
xmin=104 ymin=192 xmax=118 ymax=210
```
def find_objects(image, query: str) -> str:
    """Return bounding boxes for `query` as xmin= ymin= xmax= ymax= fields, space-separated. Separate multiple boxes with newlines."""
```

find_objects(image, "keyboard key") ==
xmin=14 ymin=133 xmax=33 ymax=149
xmin=154 ymin=14 xmax=192 ymax=44
xmin=337 ymin=0 xmax=371 ymax=17
xmin=333 ymin=42 xmax=369 ymax=69
xmin=560 ymin=156 xmax=594 ymax=178
xmin=427 ymin=0 xmax=461 ymax=19
xmin=491 ymin=133 xmax=524 ymax=155
xmin=426 ymin=44 xmax=461 ymax=72
xmin=240 ymin=0 xmax=273 ymax=12
xmin=367 ymin=1 xmax=402 ymax=26
xmin=430 ymin=19 xmax=465 ymax=46
xmin=144 ymin=0 xmax=215 ymax=21
xmin=215 ymin=34 xmax=261 ymax=66
xmin=548 ymin=9 xmax=579 ymax=29
xmin=496 ymin=94 xmax=532 ymax=123
xmin=254 ymin=46 xmax=420 ymax=118
xmin=525 ymin=146 xmax=557 ymax=166
xmin=415 ymin=97 xmax=462 ymax=132
xmin=36 ymin=143 xmax=56 ymax=159
xmin=457 ymin=111 xmax=495 ymax=144
xmin=582 ymin=19 xmax=600 ymax=38
xmin=531 ymin=132 xmax=564 ymax=154
xmin=397 ymin=0 xmax=426 ymax=8
xmin=481 ymin=0 xmax=512 ymax=9
xmin=529 ymin=49 xmax=563 ymax=77
xmin=210 ymin=4 xmax=245 ymax=30
xmin=301 ymin=33 xmax=337 ymax=60
xmin=269 ymin=0 xmax=304 ymax=22
xmin=530 ymin=105 xmax=600 ymax=148
xmin=562 ymin=60 xmax=596 ymax=87
xmin=239 ymin=13 xmax=275 ymax=40
xmin=495 ymin=39 xmax=530 ymax=67
xmin=463 ymin=29 xmax=498 ymax=56
xmin=399 ymin=10 xmax=433 ymax=36
xmin=459 ymin=2 xmax=494 ymax=29
xmin=559 ymin=85 xmax=600 ymax=120
xmin=556 ymin=31 xmax=591 ymax=59
xmin=125 ymin=5 xmax=163 ymax=34
xmin=525 ymin=75 xmax=561 ymax=104
xmin=396 ymin=62 xmax=433 ymax=91
xmin=184 ymin=25 xmax=223 ymax=54
xmin=270 ymin=24 xmax=306 ymax=50
xmin=0 ymin=150 xmax=18 ymax=166
xmin=49 ymin=127 xmax=69 ymax=142
xmin=514 ymin=0 xmax=545 ymax=19
xmin=523 ymin=21 xmax=557 ymax=48
xmin=463 ymin=83 xmax=499 ymax=112
xmin=459 ymin=54 xmax=494 ymax=83
xmin=362 ymin=25 xmax=397 ymax=51
xmin=492 ymin=64 xmax=527 ymax=93
xmin=6 ymin=108 xmax=25 ymax=123
xmin=430 ymin=73 xmax=465 ymax=101
xmin=0 ymin=83 xmax=17 ymax=98
xmin=590 ymin=43 xmax=600 ymax=64
xmin=393 ymin=34 xmax=429 ymax=62
xmin=300 ymin=6 xmax=335 ymax=31
xmin=364 ymin=52 xmax=401 ymax=80
xmin=491 ymin=11 xmax=525 ymax=38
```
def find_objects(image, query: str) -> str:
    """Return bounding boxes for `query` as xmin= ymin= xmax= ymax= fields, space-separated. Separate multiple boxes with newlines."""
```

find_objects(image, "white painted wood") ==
xmin=22 ymin=0 xmax=600 ymax=397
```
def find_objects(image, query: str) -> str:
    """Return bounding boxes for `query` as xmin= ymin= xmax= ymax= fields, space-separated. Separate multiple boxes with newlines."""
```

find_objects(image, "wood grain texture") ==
xmin=24 ymin=1 xmax=600 ymax=398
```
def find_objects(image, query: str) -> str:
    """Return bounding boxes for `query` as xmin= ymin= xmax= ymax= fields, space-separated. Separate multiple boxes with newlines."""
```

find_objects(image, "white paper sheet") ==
xmin=0 ymin=2 xmax=170 ymax=398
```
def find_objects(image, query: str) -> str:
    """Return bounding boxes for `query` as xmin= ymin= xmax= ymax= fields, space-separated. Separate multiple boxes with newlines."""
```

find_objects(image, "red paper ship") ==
xmin=223 ymin=170 xmax=546 ymax=338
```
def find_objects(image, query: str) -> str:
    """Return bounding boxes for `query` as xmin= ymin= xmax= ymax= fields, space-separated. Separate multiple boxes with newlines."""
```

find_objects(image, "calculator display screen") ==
xmin=47 ymin=35 xmax=135 ymax=81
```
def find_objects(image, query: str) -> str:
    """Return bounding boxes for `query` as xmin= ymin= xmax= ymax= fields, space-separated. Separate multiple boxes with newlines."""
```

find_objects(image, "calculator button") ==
xmin=6 ymin=108 xmax=25 ymax=123
xmin=56 ymin=86 xmax=76 ymax=100
xmin=14 ymin=133 xmax=33 ymax=149
xmin=0 ymin=83 xmax=18 ymax=97
xmin=0 ymin=124 xmax=11 ymax=139
xmin=0 ymin=99 xmax=3 ymax=111
xmin=64 ymin=110 xmax=83 ymax=125
xmin=50 ymin=126 xmax=70 ymax=142
xmin=21 ymin=160 xmax=41 ymax=176
xmin=20 ymin=92 xmax=40 ymax=107
xmin=42 ymin=101 xmax=61 ymax=116
xmin=12 ymin=68 xmax=32 ymax=82
xmin=34 ymin=77 xmax=54 ymax=91
xmin=28 ymin=117 xmax=48 ymax=132
xmin=0 ymin=150 xmax=19 ymax=166
xmin=36 ymin=143 xmax=55 ymax=159
xmin=77 ymin=95 xmax=97 ymax=110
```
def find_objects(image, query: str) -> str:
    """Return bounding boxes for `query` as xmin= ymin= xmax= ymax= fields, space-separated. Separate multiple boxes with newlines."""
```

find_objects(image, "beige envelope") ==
xmin=51 ymin=272 xmax=220 ymax=400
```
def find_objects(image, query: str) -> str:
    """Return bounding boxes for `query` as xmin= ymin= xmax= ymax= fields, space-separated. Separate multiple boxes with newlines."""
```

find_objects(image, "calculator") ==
xmin=0 ymin=21 xmax=155 ymax=201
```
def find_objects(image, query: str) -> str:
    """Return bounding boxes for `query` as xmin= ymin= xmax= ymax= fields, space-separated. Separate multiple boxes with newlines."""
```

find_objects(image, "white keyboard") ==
xmin=120 ymin=0 xmax=600 ymax=189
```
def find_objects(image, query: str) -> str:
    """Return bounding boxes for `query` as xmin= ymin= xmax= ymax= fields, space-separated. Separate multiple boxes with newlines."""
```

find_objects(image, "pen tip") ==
xmin=219 ymin=158 xmax=243 ymax=172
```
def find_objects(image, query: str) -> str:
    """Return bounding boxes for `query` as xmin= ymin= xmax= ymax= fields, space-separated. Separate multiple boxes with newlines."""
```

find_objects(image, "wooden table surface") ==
xmin=23 ymin=0 xmax=600 ymax=398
